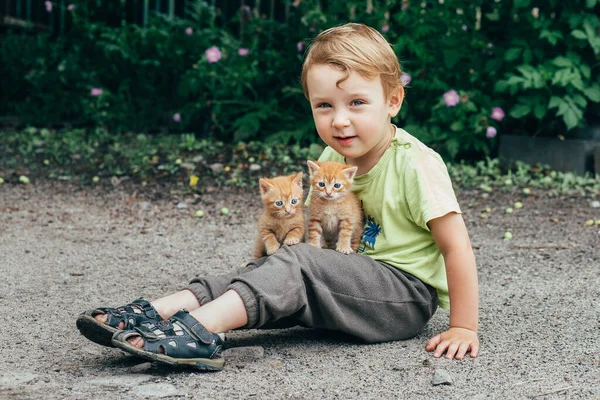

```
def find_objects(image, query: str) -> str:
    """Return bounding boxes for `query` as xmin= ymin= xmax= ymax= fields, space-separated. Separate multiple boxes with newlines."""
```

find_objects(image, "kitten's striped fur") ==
xmin=307 ymin=160 xmax=363 ymax=254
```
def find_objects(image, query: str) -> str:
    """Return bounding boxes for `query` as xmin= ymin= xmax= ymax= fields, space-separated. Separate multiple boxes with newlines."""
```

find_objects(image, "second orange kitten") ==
xmin=307 ymin=160 xmax=363 ymax=254
xmin=253 ymin=172 xmax=305 ymax=259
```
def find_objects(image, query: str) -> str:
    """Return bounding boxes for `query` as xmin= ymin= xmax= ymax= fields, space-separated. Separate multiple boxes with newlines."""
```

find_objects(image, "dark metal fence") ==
xmin=1 ymin=0 xmax=289 ymax=35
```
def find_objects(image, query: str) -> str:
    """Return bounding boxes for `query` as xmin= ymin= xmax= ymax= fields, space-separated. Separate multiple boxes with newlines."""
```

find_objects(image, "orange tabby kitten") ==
xmin=306 ymin=160 xmax=363 ymax=254
xmin=253 ymin=171 xmax=305 ymax=259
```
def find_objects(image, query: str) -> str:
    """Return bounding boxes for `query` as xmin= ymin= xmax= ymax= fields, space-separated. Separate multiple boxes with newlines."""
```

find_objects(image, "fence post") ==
xmin=144 ymin=0 xmax=149 ymax=26
xmin=60 ymin=0 xmax=65 ymax=34
xmin=168 ymin=0 xmax=174 ymax=20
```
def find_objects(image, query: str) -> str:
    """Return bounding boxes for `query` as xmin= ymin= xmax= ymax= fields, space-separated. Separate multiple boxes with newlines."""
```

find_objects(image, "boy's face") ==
xmin=306 ymin=64 xmax=402 ymax=167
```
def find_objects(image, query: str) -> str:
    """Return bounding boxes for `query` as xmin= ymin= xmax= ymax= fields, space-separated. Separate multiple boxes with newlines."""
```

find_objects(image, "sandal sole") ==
xmin=76 ymin=314 xmax=119 ymax=347
xmin=112 ymin=336 xmax=225 ymax=371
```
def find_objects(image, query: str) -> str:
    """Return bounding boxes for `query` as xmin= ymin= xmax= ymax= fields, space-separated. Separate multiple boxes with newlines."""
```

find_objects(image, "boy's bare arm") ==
xmin=426 ymin=212 xmax=480 ymax=360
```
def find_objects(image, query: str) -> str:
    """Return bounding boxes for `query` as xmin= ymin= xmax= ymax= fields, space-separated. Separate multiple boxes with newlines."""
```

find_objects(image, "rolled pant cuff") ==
xmin=184 ymin=282 xmax=212 ymax=306
xmin=228 ymin=281 xmax=258 ymax=328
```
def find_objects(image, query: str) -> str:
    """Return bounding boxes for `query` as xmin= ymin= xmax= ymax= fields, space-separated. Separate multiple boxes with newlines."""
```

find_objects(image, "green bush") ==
xmin=0 ymin=0 xmax=598 ymax=161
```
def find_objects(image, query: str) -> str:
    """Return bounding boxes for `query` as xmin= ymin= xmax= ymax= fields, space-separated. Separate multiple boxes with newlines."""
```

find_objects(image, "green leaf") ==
xmin=485 ymin=12 xmax=500 ymax=21
xmin=533 ymin=104 xmax=547 ymax=120
xmin=450 ymin=121 xmax=465 ymax=132
xmin=562 ymin=107 xmax=580 ymax=130
xmin=572 ymin=94 xmax=587 ymax=108
xmin=586 ymin=0 xmax=598 ymax=7
xmin=548 ymin=96 xmax=562 ymax=109
xmin=513 ymin=0 xmax=531 ymax=8
xmin=504 ymin=48 xmax=522 ymax=62
xmin=552 ymin=57 xmax=573 ymax=68
xmin=571 ymin=30 xmax=588 ymax=40
xmin=494 ymin=80 xmax=509 ymax=92
xmin=446 ymin=139 xmax=460 ymax=159
xmin=540 ymin=30 xmax=563 ymax=46
xmin=583 ymin=85 xmax=600 ymax=102
xmin=510 ymin=104 xmax=531 ymax=118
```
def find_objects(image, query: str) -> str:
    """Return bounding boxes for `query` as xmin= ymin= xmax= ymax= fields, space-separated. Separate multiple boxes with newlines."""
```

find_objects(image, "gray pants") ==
xmin=186 ymin=243 xmax=438 ymax=343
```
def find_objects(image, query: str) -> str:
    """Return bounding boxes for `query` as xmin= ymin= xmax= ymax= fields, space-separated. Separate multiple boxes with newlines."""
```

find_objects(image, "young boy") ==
xmin=76 ymin=22 xmax=479 ymax=371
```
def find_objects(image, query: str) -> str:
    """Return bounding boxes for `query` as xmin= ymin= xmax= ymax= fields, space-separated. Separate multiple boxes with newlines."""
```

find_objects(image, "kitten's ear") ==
xmin=292 ymin=172 xmax=303 ymax=188
xmin=259 ymin=178 xmax=274 ymax=197
xmin=306 ymin=160 xmax=320 ymax=177
xmin=343 ymin=166 xmax=358 ymax=182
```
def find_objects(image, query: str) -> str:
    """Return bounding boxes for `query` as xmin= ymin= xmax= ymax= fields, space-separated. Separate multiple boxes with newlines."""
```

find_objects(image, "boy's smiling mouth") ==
xmin=335 ymin=136 xmax=357 ymax=146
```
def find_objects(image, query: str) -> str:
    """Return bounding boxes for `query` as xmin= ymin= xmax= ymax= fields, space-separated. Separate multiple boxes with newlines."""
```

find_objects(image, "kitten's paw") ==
xmin=266 ymin=246 xmax=280 ymax=255
xmin=336 ymin=246 xmax=353 ymax=254
xmin=284 ymin=237 xmax=300 ymax=246
xmin=308 ymin=240 xmax=322 ymax=248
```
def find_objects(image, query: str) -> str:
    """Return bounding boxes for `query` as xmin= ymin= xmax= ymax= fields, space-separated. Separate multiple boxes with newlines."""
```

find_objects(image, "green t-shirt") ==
xmin=315 ymin=127 xmax=461 ymax=309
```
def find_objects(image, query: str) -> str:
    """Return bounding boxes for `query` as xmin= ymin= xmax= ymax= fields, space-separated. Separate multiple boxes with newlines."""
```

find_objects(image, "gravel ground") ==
xmin=1 ymin=182 xmax=599 ymax=400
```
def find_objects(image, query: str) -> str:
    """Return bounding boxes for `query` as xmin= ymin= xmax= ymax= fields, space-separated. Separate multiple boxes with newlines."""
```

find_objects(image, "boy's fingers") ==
xmin=469 ymin=342 xmax=480 ymax=358
xmin=445 ymin=343 xmax=460 ymax=359
xmin=433 ymin=340 xmax=450 ymax=358
xmin=426 ymin=334 xmax=441 ymax=351
xmin=455 ymin=342 xmax=471 ymax=360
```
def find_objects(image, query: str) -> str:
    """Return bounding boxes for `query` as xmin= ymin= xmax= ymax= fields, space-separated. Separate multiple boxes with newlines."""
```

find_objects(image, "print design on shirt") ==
xmin=358 ymin=215 xmax=382 ymax=253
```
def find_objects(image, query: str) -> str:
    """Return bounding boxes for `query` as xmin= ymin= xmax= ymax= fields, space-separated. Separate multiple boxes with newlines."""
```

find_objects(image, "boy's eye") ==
xmin=291 ymin=199 xmax=298 ymax=205
xmin=333 ymin=183 xmax=341 ymax=189
xmin=350 ymin=100 xmax=365 ymax=106
xmin=318 ymin=182 xmax=325 ymax=187
xmin=316 ymin=103 xmax=331 ymax=108
xmin=275 ymin=201 xmax=284 ymax=207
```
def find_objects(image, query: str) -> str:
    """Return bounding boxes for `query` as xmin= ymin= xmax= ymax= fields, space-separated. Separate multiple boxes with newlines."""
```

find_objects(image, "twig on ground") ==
xmin=530 ymin=386 xmax=572 ymax=398
xmin=513 ymin=378 xmax=546 ymax=386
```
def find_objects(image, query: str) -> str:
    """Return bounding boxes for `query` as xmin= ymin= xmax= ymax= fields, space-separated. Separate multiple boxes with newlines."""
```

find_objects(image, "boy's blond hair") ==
xmin=301 ymin=23 xmax=403 ymax=100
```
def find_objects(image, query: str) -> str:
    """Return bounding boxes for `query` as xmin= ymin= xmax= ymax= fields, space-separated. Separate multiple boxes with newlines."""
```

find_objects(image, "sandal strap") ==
xmin=94 ymin=298 xmax=160 ymax=329
xmin=170 ymin=310 xmax=216 ymax=345
xmin=129 ymin=310 xmax=223 ymax=359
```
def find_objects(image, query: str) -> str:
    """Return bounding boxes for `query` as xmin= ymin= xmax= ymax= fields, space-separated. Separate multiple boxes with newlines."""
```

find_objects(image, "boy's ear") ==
xmin=388 ymin=86 xmax=404 ymax=118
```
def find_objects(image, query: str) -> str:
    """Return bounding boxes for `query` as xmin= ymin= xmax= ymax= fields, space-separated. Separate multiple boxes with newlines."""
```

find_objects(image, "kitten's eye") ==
xmin=318 ymin=182 xmax=325 ymax=188
xmin=291 ymin=199 xmax=298 ymax=205
xmin=333 ymin=183 xmax=341 ymax=189
xmin=350 ymin=100 xmax=365 ymax=106
xmin=275 ymin=201 xmax=284 ymax=207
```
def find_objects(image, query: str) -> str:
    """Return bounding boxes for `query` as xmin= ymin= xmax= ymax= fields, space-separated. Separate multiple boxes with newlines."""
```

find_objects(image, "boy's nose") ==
xmin=332 ymin=113 xmax=350 ymax=128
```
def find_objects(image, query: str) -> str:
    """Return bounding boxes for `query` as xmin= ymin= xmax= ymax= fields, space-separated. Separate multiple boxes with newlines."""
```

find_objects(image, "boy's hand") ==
xmin=426 ymin=327 xmax=479 ymax=360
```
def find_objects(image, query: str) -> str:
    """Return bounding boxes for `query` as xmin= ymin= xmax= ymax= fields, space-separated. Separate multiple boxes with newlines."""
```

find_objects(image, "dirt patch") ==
xmin=0 ymin=182 xmax=598 ymax=399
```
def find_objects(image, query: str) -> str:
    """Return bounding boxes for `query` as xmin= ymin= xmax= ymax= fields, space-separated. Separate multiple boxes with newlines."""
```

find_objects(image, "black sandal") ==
xmin=111 ymin=309 xmax=225 ymax=371
xmin=76 ymin=298 xmax=163 ymax=347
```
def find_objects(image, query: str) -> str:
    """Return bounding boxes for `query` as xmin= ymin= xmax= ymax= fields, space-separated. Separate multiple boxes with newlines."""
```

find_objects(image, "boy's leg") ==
xmin=191 ymin=243 xmax=438 ymax=343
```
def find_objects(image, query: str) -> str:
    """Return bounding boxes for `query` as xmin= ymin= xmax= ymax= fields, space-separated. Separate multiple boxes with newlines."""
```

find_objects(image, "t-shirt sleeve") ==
xmin=404 ymin=149 xmax=461 ymax=231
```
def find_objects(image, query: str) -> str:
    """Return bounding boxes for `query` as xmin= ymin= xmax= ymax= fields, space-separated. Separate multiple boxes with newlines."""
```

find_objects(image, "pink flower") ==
xmin=173 ymin=113 xmax=181 ymax=123
xmin=293 ymin=0 xmax=301 ymax=6
xmin=238 ymin=48 xmax=249 ymax=56
xmin=45 ymin=1 xmax=52 ymax=12
xmin=67 ymin=4 xmax=75 ymax=11
xmin=382 ymin=24 xmax=389 ymax=33
xmin=185 ymin=27 xmax=193 ymax=36
xmin=297 ymin=42 xmax=304 ymax=52
xmin=443 ymin=90 xmax=460 ymax=107
xmin=400 ymin=73 xmax=411 ymax=86
xmin=490 ymin=107 xmax=505 ymax=121
xmin=90 ymin=88 xmax=103 ymax=96
xmin=401 ymin=1 xmax=410 ymax=11
xmin=205 ymin=46 xmax=222 ymax=63
xmin=486 ymin=126 xmax=497 ymax=138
